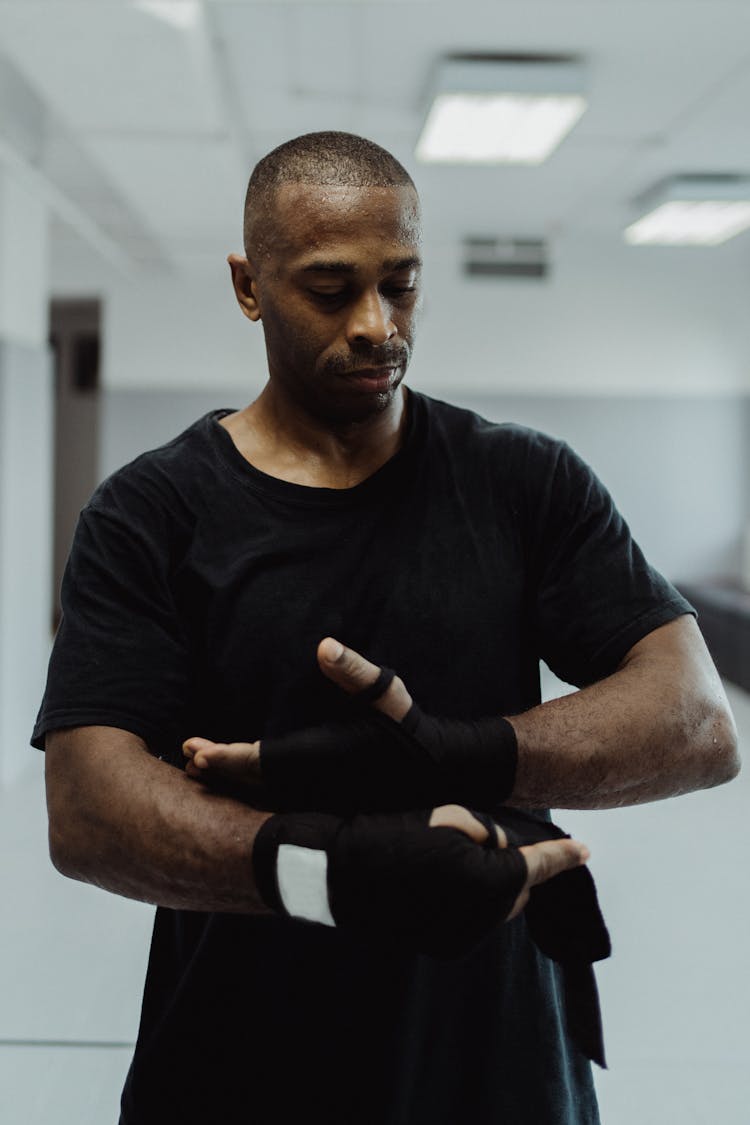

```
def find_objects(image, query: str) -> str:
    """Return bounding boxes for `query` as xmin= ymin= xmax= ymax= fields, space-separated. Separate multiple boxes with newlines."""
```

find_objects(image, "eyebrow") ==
xmin=299 ymin=255 xmax=422 ymax=274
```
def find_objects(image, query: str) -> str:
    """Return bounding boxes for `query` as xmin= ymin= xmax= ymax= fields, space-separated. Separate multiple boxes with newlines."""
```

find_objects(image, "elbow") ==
xmin=715 ymin=707 xmax=741 ymax=784
xmin=47 ymin=792 xmax=99 ymax=884
xmin=693 ymin=699 xmax=741 ymax=790
xmin=48 ymin=812 xmax=85 ymax=881
xmin=49 ymin=835 xmax=71 ymax=878
xmin=45 ymin=736 xmax=105 ymax=884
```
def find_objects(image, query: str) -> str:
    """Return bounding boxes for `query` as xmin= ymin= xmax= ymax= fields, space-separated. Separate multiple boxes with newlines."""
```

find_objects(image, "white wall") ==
xmin=415 ymin=234 xmax=750 ymax=396
xmin=101 ymin=259 xmax=267 ymax=393
xmin=0 ymin=178 xmax=48 ymax=348
xmin=87 ymin=232 xmax=750 ymax=397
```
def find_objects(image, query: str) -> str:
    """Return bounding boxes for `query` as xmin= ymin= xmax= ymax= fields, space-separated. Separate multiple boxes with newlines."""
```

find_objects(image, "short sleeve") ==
xmin=523 ymin=437 xmax=694 ymax=688
xmin=32 ymin=479 xmax=190 ymax=756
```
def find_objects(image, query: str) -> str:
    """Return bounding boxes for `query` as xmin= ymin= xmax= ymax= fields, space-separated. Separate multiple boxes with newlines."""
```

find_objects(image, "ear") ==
xmin=227 ymin=253 xmax=262 ymax=322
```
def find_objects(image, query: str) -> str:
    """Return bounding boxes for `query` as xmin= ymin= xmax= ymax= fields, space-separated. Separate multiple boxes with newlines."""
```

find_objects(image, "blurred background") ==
xmin=0 ymin=1 xmax=748 ymax=1121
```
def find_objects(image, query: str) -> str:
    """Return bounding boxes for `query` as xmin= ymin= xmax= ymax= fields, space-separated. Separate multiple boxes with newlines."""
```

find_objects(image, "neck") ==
xmin=221 ymin=383 xmax=409 ymax=489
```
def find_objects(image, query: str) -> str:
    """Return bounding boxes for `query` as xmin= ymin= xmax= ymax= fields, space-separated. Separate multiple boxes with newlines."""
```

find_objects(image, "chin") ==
xmin=341 ymin=387 xmax=401 ymax=425
xmin=309 ymin=379 xmax=404 ymax=428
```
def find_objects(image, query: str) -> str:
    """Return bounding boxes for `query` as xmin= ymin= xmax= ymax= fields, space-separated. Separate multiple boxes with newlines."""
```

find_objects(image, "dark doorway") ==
xmin=49 ymin=299 xmax=101 ymax=630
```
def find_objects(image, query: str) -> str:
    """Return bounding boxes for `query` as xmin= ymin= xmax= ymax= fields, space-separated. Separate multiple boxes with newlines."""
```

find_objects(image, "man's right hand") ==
xmin=183 ymin=637 xmax=518 ymax=814
xmin=253 ymin=802 xmax=589 ymax=957
xmin=428 ymin=803 xmax=589 ymax=921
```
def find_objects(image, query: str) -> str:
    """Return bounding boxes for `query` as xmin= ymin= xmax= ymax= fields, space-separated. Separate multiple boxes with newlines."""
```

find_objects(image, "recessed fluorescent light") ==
xmin=416 ymin=55 xmax=587 ymax=165
xmin=417 ymin=93 xmax=586 ymax=164
xmin=134 ymin=1 xmax=202 ymax=32
xmin=625 ymin=176 xmax=750 ymax=246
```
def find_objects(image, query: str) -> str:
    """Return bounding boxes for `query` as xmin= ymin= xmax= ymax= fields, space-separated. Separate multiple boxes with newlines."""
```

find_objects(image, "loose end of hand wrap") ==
xmin=563 ymin=961 xmax=608 ymax=1069
xmin=494 ymin=806 xmax=611 ymax=1067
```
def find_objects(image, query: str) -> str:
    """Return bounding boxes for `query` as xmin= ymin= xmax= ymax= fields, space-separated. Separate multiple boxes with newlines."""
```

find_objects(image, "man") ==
xmin=35 ymin=132 xmax=738 ymax=1124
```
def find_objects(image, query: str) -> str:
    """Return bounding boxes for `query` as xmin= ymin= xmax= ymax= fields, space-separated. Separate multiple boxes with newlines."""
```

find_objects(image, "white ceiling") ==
xmin=2 ymin=0 xmax=750 ymax=275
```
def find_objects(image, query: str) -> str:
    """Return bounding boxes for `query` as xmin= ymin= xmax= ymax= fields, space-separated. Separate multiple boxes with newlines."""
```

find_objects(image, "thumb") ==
xmin=520 ymin=838 xmax=590 ymax=889
xmin=317 ymin=637 xmax=382 ymax=693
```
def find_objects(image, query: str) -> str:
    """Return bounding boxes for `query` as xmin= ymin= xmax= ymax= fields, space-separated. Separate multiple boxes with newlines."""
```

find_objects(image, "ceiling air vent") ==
xmin=463 ymin=237 xmax=549 ymax=279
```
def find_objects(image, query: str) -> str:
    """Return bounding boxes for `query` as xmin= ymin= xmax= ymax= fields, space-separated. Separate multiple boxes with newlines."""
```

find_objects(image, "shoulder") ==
xmin=87 ymin=410 xmax=233 ymax=528
xmin=412 ymin=390 xmax=577 ymax=481
xmin=413 ymin=389 xmax=559 ymax=449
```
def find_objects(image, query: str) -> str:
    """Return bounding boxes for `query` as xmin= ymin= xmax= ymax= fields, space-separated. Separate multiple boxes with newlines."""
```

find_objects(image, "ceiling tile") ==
xmin=0 ymin=3 xmax=224 ymax=133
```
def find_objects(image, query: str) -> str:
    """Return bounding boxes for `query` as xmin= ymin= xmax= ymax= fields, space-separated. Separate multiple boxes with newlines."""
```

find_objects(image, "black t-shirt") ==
xmin=33 ymin=391 xmax=692 ymax=1124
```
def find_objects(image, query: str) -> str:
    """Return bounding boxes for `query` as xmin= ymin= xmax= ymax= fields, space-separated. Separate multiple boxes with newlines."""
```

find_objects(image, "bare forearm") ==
xmin=45 ymin=726 xmax=272 ymax=913
xmin=508 ymin=617 xmax=739 ymax=809
xmin=509 ymin=672 xmax=732 ymax=808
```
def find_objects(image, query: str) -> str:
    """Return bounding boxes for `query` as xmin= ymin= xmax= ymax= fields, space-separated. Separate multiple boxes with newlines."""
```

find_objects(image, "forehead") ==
xmin=267 ymin=183 xmax=421 ymax=265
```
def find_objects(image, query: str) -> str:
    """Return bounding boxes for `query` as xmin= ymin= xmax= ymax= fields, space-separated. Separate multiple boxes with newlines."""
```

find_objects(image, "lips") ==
xmin=340 ymin=367 xmax=397 ymax=392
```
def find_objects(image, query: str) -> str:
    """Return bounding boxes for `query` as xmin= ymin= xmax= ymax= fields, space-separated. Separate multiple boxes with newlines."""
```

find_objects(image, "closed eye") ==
xmin=308 ymin=289 xmax=348 ymax=304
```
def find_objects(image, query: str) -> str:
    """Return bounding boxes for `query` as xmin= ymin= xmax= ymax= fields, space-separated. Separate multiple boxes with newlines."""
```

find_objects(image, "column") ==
xmin=0 ymin=164 xmax=53 ymax=787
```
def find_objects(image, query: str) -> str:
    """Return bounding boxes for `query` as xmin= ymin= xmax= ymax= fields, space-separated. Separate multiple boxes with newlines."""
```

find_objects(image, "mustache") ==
xmin=322 ymin=345 xmax=409 ymax=376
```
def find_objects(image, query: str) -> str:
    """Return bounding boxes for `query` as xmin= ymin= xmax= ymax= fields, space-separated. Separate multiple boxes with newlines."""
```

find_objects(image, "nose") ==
xmin=346 ymin=289 xmax=396 ymax=347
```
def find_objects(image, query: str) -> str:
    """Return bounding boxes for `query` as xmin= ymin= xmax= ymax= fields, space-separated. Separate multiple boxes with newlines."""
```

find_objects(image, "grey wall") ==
xmin=745 ymin=397 xmax=750 ymax=525
xmin=100 ymin=387 xmax=749 ymax=586
xmin=99 ymin=389 xmax=241 ymax=482
xmin=455 ymin=391 xmax=747 ymax=584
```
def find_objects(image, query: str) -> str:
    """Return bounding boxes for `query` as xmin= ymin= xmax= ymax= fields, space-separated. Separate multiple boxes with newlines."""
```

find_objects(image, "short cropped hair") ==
xmin=244 ymin=131 xmax=417 ymax=257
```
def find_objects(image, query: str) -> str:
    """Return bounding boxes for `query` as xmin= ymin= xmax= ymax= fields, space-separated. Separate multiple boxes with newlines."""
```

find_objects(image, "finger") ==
xmin=506 ymin=885 xmax=530 ymax=921
xmin=183 ymin=736 xmax=216 ymax=765
xmin=185 ymin=758 xmax=207 ymax=781
xmin=317 ymin=637 xmax=385 ymax=691
xmin=317 ymin=637 xmax=412 ymax=721
xmin=505 ymin=840 xmax=589 ymax=921
xmin=428 ymin=805 xmax=508 ymax=847
xmin=182 ymin=738 xmax=260 ymax=776
xmin=426 ymin=804 xmax=490 ymax=846
xmin=520 ymin=838 xmax=590 ymax=890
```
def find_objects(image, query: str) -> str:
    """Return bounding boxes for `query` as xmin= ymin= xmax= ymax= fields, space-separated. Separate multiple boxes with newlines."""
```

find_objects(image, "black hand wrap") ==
xmin=495 ymin=807 xmax=611 ymax=1068
xmin=253 ymin=809 xmax=528 ymax=959
xmin=260 ymin=701 xmax=517 ymax=814
xmin=352 ymin=666 xmax=396 ymax=704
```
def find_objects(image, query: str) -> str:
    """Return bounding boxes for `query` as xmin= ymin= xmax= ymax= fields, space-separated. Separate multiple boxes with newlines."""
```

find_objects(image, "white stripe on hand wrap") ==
xmin=276 ymin=844 xmax=335 ymax=927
